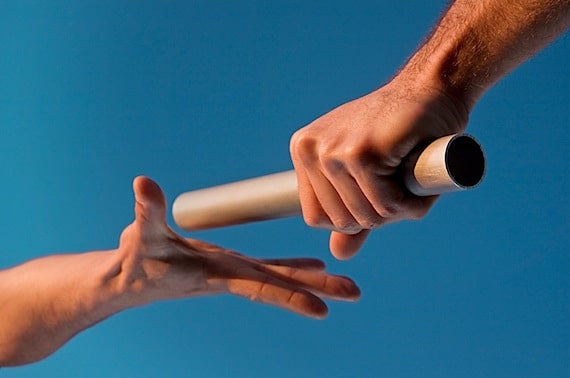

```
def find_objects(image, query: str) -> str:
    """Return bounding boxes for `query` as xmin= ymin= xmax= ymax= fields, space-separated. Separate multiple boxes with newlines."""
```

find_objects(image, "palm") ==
xmin=117 ymin=176 xmax=360 ymax=319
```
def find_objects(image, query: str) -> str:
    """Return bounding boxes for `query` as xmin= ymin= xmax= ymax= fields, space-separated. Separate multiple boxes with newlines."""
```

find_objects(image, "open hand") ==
xmin=116 ymin=176 xmax=360 ymax=319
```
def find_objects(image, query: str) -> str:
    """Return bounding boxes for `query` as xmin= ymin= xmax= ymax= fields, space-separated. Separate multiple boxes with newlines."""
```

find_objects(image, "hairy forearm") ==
xmin=399 ymin=0 xmax=570 ymax=109
xmin=0 ymin=250 xmax=131 ymax=366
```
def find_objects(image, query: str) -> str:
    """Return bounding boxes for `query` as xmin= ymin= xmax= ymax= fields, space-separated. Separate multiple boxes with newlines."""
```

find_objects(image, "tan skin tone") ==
xmin=0 ymin=177 xmax=360 ymax=366
xmin=290 ymin=79 xmax=467 ymax=259
xmin=290 ymin=0 xmax=570 ymax=259
xmin=2 ymin=0 xmax=569 ymax=367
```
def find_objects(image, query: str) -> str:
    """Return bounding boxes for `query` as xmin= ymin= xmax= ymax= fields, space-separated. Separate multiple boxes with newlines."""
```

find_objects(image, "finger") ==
xmin=258 ymin=258 xmax=326 ymax=271
xmin=291 ymin=131 xmax=331 ymax=229
xmin=222 ymin=276 xmax=329 ymax=319
xmin=329 ymin=230 xmax=370 ymax=260
xmin=294 ymin=165 xmax=333 ymax=230
xmin=262 ymin=264 xmax=361 ymax=301
xmin=133 ymin=176 xmax=167 ymax=224
xmin=303 ymin=167 xmax=362 ymax=234
xmin=400 ymin=194 xmax=439 ymax=220
xmin=292 ymin=139 xmax=361 ymax=233
xmin=321 ymin=161 xmax=384 ymax=229
xmin=352 ymin=170 xmax=437 ymax=221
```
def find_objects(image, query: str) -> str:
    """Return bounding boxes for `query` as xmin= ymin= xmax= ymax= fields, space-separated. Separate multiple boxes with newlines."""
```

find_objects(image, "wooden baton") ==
xmin=173 ymin=134 xmax=485 ymax=231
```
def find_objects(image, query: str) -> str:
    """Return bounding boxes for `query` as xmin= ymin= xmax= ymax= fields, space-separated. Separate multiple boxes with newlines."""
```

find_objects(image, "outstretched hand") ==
xmin=117 ymin=176 xmax=360 ymax=319
xmin=0 ymin=176 xmax=360 ymax=366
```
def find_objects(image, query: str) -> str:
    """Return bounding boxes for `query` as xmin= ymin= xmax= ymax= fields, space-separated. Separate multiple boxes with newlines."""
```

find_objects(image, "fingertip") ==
xmin=329 ymin=230 xmax=370 ymax=260
xmin=133 ymin=176 xmax=163 ymax=202
xmin=132 ymin=176 xmax=167 ymax=224
xmin=329 ymin=274 xmax=362 ymax=301
xmin=309 ymin=300 xmax=329 ymax=320
xmin=132 ymin=175 xmax=146 ymax=188
xmin=290 ymin=291 xmax=328 ymax=319
xmin=341 ymin=277 xmax=362 ymax=301
xmin=312 ymin=310 xmax=328 ymax=320
xmin=350 ymin=285 xmax=362 ymax=302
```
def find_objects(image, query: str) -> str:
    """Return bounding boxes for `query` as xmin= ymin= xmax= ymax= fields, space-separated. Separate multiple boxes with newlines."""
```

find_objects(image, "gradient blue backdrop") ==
xmin=1 ymin=1 xmax=568 ymax=377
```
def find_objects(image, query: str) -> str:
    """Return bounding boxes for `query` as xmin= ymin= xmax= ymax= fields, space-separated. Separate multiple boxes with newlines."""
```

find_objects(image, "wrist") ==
xmin=95 ymin=248 xmax=157 ymax=310
xmin=387 ymin=67 xmax=472 ymax=131
xmin=399 ymin=55 xmax=477 ymax=113
xmin=73 ymin=250 xmax=139 ymax=320
xmin=79 ymin=248 xmax=156 ymax=322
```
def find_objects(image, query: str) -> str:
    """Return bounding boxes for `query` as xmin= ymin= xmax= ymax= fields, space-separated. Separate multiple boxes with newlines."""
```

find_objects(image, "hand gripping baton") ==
xmin=173 ymin=134 xmax=485 ymax=231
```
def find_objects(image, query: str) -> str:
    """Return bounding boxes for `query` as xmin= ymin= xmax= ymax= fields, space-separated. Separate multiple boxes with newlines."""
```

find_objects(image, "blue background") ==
xmin=1 ymin=1 xmax=568 ymax=377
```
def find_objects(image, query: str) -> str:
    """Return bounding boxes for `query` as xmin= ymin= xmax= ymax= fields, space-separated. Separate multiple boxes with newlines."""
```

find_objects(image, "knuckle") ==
xmin=343 ymin=144 xmax=366 ymax=163
xmin=345 ymin=147 xmax=385 ymax=176
xmin=341 ymin=145 xmax=371 ymax=171
xmin=322 ymin=144 xmax=374 ymax=177
xmin=378 ymin=202 xmax=401 ymax=218
xmin=322 ymin=156 xmax=345 ymax=176
xmin=290 ymin=130 xmax=316 ymax=157
xmin=296 ymin=145 xmax=321 ymax=168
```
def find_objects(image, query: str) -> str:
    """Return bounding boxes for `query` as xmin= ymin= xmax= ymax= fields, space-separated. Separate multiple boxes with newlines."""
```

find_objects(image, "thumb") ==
xmin=329 ymin=229 xmax=370 ymax=260
xmin=133 ymin=176 xmax=167 ymax=226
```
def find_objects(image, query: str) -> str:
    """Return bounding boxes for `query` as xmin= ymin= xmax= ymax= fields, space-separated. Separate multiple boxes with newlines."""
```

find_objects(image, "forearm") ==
xmin=0 ymin=250 xmax=133 ymax=366
xmin=398 ymin=0 xmax=570 ymax=109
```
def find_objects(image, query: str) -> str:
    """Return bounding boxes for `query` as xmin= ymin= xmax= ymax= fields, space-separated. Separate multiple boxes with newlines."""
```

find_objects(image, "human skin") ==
xmin=0 ymin=177 xmax=360 ymax=366
xmin=290 ymin=0 xmax=570 ymax=259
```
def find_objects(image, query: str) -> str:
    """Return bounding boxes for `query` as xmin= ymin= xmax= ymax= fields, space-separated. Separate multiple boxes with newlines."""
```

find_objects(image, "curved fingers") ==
xmin=301 ymin=167 xmax=362 ymax=234
xmin=352 ymin=166 xmax=438 ymax=221
xmin=321 ymin=158 xmax=385 ymax=228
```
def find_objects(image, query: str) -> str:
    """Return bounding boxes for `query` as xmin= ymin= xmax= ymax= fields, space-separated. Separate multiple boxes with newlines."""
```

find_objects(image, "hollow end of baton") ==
xmin=403 ymin=134 xmax=485 ymax=196
xmin=446 ymin=135 xmax=485 ymax=188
